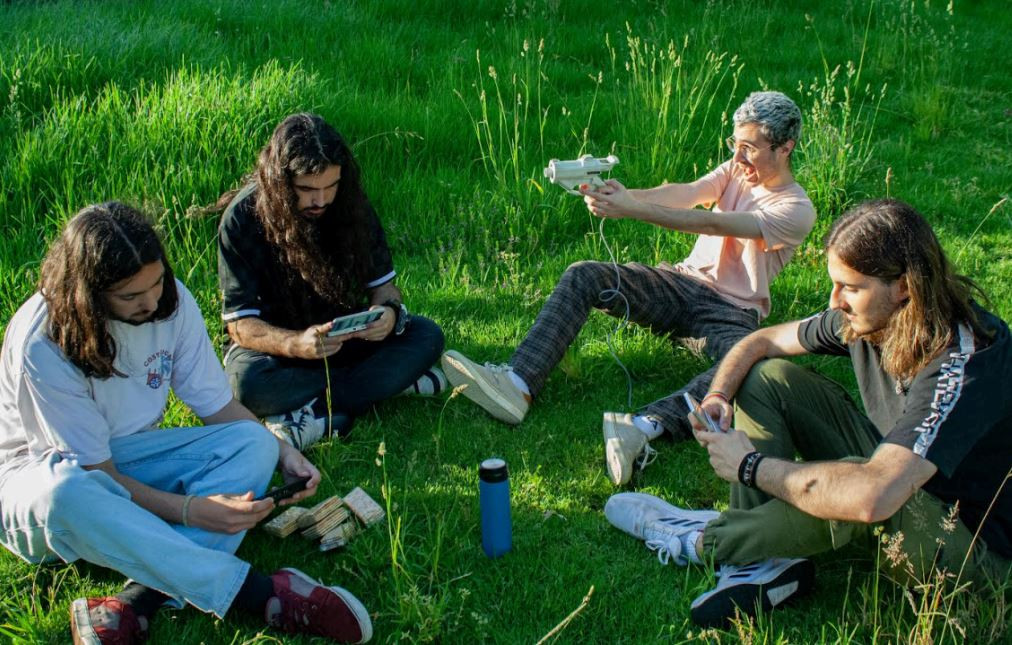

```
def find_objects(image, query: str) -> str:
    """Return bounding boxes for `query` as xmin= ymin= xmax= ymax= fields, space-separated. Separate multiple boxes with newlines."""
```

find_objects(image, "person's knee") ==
xmin=227 ymin=359 xmax=283 ymax=417
xmin=227 ymin=363 xmax=261 ymax=407
xmin=231 ymin=421 xmax=280 ymax=480
xmin=408 ymin=316 xmax=445 ymax=360
xmin=45 ymin=467 xmax=124 ymax=529
xmin=737 ymin=358 xmax=798 ymax=404
xmin=560 ymin=260 xmax=610 ymax=290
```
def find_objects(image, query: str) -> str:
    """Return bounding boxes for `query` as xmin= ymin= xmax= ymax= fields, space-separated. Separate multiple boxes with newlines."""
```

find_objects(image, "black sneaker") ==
xmin=689 ymin=558 xmax=815 ymax=627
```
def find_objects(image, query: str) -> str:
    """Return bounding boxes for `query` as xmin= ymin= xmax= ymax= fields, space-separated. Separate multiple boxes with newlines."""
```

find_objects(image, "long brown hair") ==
xmin=826 ymin=199 xmax=989 ymax=380
xmin=236 ymin=113 xmax=375 ymax=314
xmin=39 ymin=202 xmax=178 ymax=379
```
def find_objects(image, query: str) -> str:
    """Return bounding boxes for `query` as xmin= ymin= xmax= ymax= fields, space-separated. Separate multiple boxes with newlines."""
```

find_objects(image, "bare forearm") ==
xmin=633 ymin=202 xmax=762 ymax=238
xmin=629 ymin=183 xmax=707 ymax=209
xmin=711 ymin=335 xmax=775 ymax=399
xmin=711 ymin=323 xmax=806 ymax=399
xmin=85 ymin=462 xmax=188 ymax=523
xmin=369 ymin=282 xmax=401 ymax=306
xmin=201 ymin=397 xmax=259 ymax=426
xmin=228 ymin=317 xmax=301 ymax=358
xmin=756 ymin=458 xmax=876 ymax=522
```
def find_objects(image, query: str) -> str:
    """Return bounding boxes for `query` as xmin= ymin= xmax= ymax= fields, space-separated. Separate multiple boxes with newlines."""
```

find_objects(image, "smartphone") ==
xmin=325 ymin=309 xmax=384 ymax=337
xmin=256 ymin=475 xmax=312 ymax=502
xmin=683 ymin=392 xmax=723 ymax=433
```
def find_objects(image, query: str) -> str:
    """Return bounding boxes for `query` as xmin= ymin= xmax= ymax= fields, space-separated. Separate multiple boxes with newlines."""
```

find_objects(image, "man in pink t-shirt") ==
xmin=443 ymin=91 xmax=816 ymax=485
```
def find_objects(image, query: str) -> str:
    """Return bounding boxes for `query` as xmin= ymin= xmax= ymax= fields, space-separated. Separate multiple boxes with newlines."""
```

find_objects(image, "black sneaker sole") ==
xmin=689 ymin=559 xmax=815 ymax=627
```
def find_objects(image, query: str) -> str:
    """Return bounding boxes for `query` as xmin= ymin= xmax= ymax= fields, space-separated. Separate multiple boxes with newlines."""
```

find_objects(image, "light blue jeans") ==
xmin=0 ymin=421 xmax=278 ymax=618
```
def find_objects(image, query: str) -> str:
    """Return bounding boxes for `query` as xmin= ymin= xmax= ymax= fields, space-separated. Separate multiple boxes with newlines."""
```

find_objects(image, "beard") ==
xmin=839 ymin=314 xmax=891 ymax=346
xmin=839 ymin=301 xmax=928 ymax=382
xmin=119 ymin=312 xmax=156 ymax=326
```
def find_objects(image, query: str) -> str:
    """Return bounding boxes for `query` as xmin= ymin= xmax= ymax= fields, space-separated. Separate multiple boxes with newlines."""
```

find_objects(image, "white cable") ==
xmin=595 ymin=217 xmax=635 ymax=409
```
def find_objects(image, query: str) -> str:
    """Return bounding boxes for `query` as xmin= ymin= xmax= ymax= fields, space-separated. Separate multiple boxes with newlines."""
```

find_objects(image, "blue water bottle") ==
xmin=479 ymin=458 xmax=512 ymax=558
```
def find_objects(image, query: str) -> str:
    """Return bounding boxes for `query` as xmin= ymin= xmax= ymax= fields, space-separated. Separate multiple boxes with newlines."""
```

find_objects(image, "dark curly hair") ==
xmin=251 ymin=113 xmax=375 ymax=314
xmin=39 ymin=202 xmax=178 ymax=379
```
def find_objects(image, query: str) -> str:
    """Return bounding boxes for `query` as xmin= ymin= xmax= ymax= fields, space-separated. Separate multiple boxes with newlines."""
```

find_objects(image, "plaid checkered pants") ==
xmin=510 ymin=260 xmax=759 ymax=437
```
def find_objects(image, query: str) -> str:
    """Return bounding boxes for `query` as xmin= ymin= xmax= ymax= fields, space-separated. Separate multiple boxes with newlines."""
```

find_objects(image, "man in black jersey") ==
xmin=217 ymin=114 xmax=445 ymax=448
xmin=604 ymin=199 xmax=1010 ymax=626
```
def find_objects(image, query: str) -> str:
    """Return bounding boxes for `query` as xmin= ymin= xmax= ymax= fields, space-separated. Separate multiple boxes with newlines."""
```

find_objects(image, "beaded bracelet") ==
xmin=181 ymin=494 xmax=195 ymax=528
xmin=737 ymin=451 xmax=765 ymax=489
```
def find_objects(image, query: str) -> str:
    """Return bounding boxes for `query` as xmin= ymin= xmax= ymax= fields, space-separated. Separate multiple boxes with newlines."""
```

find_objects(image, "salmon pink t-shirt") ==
xmin=674 ymin=161 xmax=816 ymax=318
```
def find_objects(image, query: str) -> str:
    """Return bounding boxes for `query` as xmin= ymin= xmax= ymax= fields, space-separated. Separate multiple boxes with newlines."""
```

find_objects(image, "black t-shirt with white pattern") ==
xmin=798 ymin=306 xmax=1011 ymax=559
xmin=217 ymin=184 xmax=395 ymax=333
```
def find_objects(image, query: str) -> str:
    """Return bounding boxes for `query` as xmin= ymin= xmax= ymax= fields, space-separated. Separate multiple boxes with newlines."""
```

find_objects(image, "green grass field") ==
xmin=2 ymin=0 xmax=1010 ymax=642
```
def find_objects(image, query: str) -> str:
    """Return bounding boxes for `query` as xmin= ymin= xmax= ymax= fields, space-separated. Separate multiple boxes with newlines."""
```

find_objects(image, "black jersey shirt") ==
xmin=799 ymin=306 xmax=1011 ymax=559
xmin=217 ymin=184 xmax=396 ymax=333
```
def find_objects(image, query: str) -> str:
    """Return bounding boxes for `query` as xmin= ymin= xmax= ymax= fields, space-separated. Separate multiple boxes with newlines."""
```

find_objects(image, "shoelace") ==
xmin=635 ymin=443 xmax=658 ymax=470
xmin=482 ymin=362 xmax=511 ymax=375
xmin=643 ymin=520 xmax=688 ymax=565
xmin=644 ymin=532 xmax=681 ymax=565
xmin=89 ymin=600 xmax=147 ymax=642
xmin=643 ymin=516 xmax=709 ymax=566
xmin=287 ymin=405 xmax=315 ymax=442
xmin=271 ymin=593 xmax=322 ymax=632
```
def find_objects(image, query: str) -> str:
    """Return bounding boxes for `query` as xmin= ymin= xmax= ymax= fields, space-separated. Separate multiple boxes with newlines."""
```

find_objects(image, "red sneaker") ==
xmin=266 ymin=568 xmax=372 ymax=643
xmin=70 ymin=597 xmax=148 ymax=644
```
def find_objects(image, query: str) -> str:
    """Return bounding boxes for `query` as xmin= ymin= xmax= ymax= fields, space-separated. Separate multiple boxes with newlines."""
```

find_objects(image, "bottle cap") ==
xmin=479 ymin=458 xmax=508 ymax=483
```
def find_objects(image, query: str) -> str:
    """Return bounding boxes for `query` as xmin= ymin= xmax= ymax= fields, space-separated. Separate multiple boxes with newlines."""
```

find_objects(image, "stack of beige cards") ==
xmin=263 ymin=486 xmax=386 ymax=552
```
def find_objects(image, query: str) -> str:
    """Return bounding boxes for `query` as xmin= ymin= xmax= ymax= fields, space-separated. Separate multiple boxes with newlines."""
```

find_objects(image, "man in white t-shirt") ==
xmin=441 ymin=91 xmax=816 ymax=486
xmin=0 ymin=203 xmax=372 ymax=644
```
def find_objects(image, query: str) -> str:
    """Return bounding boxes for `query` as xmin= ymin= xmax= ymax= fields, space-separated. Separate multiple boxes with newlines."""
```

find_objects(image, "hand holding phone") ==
xmin=255 ymin=475 xmax=311 ymax=502
xmin=683 ymin=392 xmax=724 ymax=433
xmin=325 ymin=309 xmax=385 ymax=338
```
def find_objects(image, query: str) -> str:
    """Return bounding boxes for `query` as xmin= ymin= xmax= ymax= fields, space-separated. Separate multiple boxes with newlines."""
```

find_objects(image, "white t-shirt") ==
xmin=674 ymin=161 xmax=817 ymax=318
xmin=0 ymin=280 xmax=233 ymax=466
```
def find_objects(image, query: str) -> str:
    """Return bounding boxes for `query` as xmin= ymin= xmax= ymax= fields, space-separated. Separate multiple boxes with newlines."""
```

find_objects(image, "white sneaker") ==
xmin=401 ymin=366 xmax=449 ymax=396
xmin=440 ymin=350 xmax=530 ymax=424
xmin=603 ymin=412 xmax=657 ymax=485
xmin=689 ymin=558 xmax=815 ymax=627
xmin=264 ymin=399 xmax=327 ymax=451
xmin=604 ymin=492 xmax=719 ymax=566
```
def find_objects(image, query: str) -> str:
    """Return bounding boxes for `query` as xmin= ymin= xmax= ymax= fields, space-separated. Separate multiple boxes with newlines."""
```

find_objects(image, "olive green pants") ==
xmin=701 ymin=359 xmax=1010 ymax=589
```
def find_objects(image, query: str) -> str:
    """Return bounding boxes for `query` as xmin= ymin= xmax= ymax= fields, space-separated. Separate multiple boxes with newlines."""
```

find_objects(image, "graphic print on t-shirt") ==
xmin=144 ymin=349 xmax=173 ymax=389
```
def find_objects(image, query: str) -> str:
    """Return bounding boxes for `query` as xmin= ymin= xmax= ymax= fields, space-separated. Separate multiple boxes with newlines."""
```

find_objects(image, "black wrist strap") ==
xmin=381 ymin=299 xmax=401 ymax=321
xmin=381 ymin=299 xmax=409 ymax=335
xmin=738 ymin=451 xmax=765 ymax=489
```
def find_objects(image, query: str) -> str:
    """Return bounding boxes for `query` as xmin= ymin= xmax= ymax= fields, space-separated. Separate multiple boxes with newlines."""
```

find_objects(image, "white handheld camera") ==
xmin=543 ymin=154 xmax=619 ymax=195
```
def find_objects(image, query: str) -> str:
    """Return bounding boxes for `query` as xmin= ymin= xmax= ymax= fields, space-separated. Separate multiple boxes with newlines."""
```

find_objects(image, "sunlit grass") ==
xmin=1 ymin=0 xmax=1009 ymax=642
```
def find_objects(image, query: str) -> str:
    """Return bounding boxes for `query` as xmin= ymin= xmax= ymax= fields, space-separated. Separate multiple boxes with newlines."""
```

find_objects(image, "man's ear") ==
xmin=895 ymin=273 xmax=910 ymax=303
xmin=779 ymin=139 xmax=795 ymax=156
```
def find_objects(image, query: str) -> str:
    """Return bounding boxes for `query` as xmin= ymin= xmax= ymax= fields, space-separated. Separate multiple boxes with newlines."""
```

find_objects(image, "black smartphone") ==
xmin=256 ymin=475 xmax=312 ymax=502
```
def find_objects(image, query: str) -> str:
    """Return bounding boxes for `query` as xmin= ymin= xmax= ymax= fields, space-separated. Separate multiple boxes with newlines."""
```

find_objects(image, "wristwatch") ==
xmin=382 ymin=300 xmax=410 ymax=335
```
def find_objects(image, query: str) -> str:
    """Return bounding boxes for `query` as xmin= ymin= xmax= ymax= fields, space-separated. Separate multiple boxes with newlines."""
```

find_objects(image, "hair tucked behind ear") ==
xmin=39 ymin=202 xmax=177 ymax=378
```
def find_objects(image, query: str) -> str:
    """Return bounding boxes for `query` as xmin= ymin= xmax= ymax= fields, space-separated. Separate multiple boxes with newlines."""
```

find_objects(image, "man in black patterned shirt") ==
xmin=604 ymin=199 xmax=1010 ymax=626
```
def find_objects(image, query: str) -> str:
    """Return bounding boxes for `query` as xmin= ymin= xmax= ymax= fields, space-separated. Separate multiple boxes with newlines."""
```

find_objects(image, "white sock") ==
xmin=507 ymin=369 xmax=530 ymax=396
xmin=632 ymin=415 xmax=664 ymax=440
xmin=681 ymin=530 xmax=703 ymax=565
xmin=402 ymin=366 xmax=448 ymax=396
